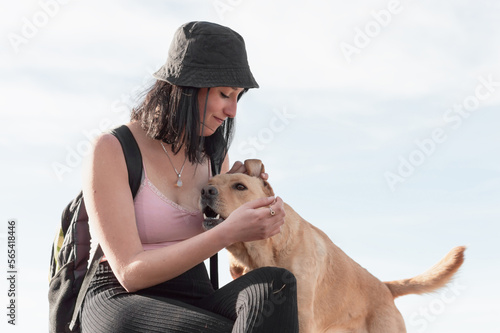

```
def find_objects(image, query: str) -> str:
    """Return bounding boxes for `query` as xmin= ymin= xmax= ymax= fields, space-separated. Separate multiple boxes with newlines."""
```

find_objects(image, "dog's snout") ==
xmin=201 ymin=185 xmax=218 ymax=197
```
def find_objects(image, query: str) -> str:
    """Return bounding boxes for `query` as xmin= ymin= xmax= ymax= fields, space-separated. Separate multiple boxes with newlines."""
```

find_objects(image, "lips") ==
xmin=213 ymin=116 xmax=225 ymax=125
xmin=201 ymin=116 xmax=225 ymax=134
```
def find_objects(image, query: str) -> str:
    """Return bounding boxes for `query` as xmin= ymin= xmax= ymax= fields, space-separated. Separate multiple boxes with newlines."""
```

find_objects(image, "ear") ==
xmin=244 ymin=159 xmax=265 ymax=177
xmin=244 ymin=159 xmax=275 ymax=196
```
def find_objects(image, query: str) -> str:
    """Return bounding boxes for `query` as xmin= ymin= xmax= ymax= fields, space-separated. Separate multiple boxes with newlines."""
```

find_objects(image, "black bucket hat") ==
xmin=153 ymin=21 xmax=259 ymax=89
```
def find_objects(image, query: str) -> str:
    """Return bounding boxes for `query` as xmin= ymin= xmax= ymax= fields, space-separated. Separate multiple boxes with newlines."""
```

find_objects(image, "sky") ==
xmin=1 ymin=0 xmax=499 ymax=332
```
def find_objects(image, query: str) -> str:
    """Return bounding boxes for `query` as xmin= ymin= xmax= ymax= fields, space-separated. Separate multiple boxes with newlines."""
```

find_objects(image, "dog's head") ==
xmin=201 ymin=159 xmax=275 ymax=230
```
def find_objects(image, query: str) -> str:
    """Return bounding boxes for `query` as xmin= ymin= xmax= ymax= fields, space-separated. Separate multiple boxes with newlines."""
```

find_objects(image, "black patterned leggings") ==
xmin=81 ymin=261 xmax=299 ymax=332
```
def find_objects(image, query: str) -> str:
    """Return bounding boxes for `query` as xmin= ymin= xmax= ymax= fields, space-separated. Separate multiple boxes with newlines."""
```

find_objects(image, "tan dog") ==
xmin=201 ymin=159 xmax=465 ymax=333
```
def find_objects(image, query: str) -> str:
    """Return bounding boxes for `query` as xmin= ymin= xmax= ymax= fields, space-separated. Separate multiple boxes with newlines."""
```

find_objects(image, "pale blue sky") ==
xmin=1 ymin=0 xmax=499 ymax=332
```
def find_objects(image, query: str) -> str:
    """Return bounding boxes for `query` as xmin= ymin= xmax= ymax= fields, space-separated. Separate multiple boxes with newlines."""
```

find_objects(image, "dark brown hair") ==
xmin=130 ymin=80 xmax=241 ymax=168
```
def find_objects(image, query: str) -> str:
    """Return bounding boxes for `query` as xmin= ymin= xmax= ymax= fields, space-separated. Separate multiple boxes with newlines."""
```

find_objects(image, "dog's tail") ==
xmin=384 ymin=246 xmax=465 ymax=298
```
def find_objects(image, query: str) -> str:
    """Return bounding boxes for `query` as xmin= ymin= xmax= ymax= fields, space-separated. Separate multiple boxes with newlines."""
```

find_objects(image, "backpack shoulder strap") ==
xmin=69 ymin=125 xmax=142 ymax=331
xmin=110 ymin=125 xmax=143 ymax=197
xmin=209 ymin=155 xmax=222 ymax=290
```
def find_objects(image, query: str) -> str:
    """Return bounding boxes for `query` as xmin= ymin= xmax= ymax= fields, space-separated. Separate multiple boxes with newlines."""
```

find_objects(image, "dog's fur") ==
xmin=201 ymin=160 xmax=465 ymax=333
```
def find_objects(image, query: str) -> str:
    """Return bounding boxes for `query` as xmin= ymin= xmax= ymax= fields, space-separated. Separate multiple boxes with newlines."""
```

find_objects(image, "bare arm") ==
xmin=83 ymin=134 xmax=284 ymax=292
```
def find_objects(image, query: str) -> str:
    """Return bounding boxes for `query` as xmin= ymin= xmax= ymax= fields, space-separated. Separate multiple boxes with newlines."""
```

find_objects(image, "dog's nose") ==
xmin=201 ymin=185 xmax=218 ymax=197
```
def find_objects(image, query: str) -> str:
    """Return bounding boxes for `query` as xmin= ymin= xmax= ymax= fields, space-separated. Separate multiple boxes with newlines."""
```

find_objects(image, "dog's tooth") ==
xmin=215 ymin=214 xmax=220 ymax=220
xmin=203 ymin=213 xmax=208 ymax=220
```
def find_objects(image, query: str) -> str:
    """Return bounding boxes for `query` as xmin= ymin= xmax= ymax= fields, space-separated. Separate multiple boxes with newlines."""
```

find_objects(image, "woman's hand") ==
xmin=219 ymin=196 xmax=285 ymax=245
xmin=227 ymin=160 xmax=269 ymax=180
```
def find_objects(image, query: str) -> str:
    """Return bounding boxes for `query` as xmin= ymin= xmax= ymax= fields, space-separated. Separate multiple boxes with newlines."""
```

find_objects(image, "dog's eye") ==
xmin=233 ymin=183 xmax=247 ymax=191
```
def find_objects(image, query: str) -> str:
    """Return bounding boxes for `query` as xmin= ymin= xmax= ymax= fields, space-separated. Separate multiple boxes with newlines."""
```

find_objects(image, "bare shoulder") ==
xmin=88 ymin=125 xmax=138 ymax=168
xmin=92 ymin=131 xmax=123 ymax=157
xmin=82 ymin=129 xmax=130 ymax=193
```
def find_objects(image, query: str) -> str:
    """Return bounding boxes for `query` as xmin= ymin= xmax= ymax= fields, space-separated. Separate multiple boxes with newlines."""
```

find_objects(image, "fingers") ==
xmin=225 ymin=196 xmax=285 ymax=243
xmin=244 ymin=195 xmax=276 ymax=209
xmin=242 ymin=196 xmax=285 ymax=226
xmin=269 ymin=196 xmax=283 ymax=212
xmin=247 ymin=196 xmax=285 ymax=220
xmin=269 ymin=196 xmax=285 ymax=221
xmin=265 ymin=196 xmax=285 ymax=235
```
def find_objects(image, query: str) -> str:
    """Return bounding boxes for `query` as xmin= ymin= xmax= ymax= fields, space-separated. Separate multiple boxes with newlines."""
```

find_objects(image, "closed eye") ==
xmin=233 ymin=183 xmax=247 ymax=191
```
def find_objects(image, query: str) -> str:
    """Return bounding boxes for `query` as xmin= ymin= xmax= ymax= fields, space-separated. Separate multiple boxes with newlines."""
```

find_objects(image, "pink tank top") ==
xmin=134 ymin=165 xmax=204 ymax=251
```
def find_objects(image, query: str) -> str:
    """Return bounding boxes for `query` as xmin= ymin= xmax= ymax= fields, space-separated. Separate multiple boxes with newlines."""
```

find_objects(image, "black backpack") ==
xmin=48 ymin=125 xmax=220 ymax=332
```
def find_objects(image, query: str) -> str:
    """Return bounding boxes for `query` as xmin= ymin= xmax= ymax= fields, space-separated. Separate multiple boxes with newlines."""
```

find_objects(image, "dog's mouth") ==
xmin=202 ymin=205 xmax=225 ymax=230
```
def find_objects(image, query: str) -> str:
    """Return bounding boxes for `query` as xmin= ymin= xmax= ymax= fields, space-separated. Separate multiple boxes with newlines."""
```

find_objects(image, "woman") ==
xmin=81 ymin=21 xmax=299 ymax=332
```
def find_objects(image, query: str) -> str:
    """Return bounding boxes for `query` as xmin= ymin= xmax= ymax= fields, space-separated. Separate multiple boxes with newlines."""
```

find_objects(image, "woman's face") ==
xmin=197 ymin=86 xmax=244 ymax=136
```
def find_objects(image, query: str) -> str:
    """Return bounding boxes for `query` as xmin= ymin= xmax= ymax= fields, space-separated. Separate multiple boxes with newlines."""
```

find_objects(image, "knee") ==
xmin=267 ymin=267 xmax=296 ymax=284
xmin=253 ymin=267 xmax=297 ymax=294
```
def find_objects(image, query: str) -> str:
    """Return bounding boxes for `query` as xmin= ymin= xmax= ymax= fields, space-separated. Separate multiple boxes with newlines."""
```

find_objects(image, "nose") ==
xmin=201 ymin=185 xmax=218 ymax=198
xmin=224 ymin=100 xmax=237 ymax=118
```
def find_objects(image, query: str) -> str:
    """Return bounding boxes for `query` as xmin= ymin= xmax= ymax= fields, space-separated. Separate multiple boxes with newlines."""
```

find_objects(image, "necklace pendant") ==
xmin=176 ymin=175 xmax=183 ymax=187
xmin=159 ymin=141 xmax=187 ymax=188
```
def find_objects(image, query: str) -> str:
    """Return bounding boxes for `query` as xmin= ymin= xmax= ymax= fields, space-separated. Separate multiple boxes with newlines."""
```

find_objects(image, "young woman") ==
xmin=81 ymin=21 xmax=299 ymax=332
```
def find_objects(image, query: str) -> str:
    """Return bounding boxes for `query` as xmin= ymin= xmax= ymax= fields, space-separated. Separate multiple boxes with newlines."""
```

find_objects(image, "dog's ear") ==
xmin=244 ymin=159 xmax=275 ymax=196
xmin=244 ymin=159 xmax=265 ymax=177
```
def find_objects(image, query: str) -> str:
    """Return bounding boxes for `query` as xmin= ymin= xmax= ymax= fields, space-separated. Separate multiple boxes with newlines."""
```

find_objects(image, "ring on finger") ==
xmin=269 ymin=207 xmax=276 ymax=216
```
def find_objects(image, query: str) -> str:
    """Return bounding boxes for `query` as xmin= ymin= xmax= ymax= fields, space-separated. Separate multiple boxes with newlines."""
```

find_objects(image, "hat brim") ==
xmin=153 ymin=65 xmax=259 ymax=89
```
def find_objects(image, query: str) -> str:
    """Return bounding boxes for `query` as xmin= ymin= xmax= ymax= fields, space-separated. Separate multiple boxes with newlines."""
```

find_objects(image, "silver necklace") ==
xmin=159 ymin=141 xmax=188 ymax=187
